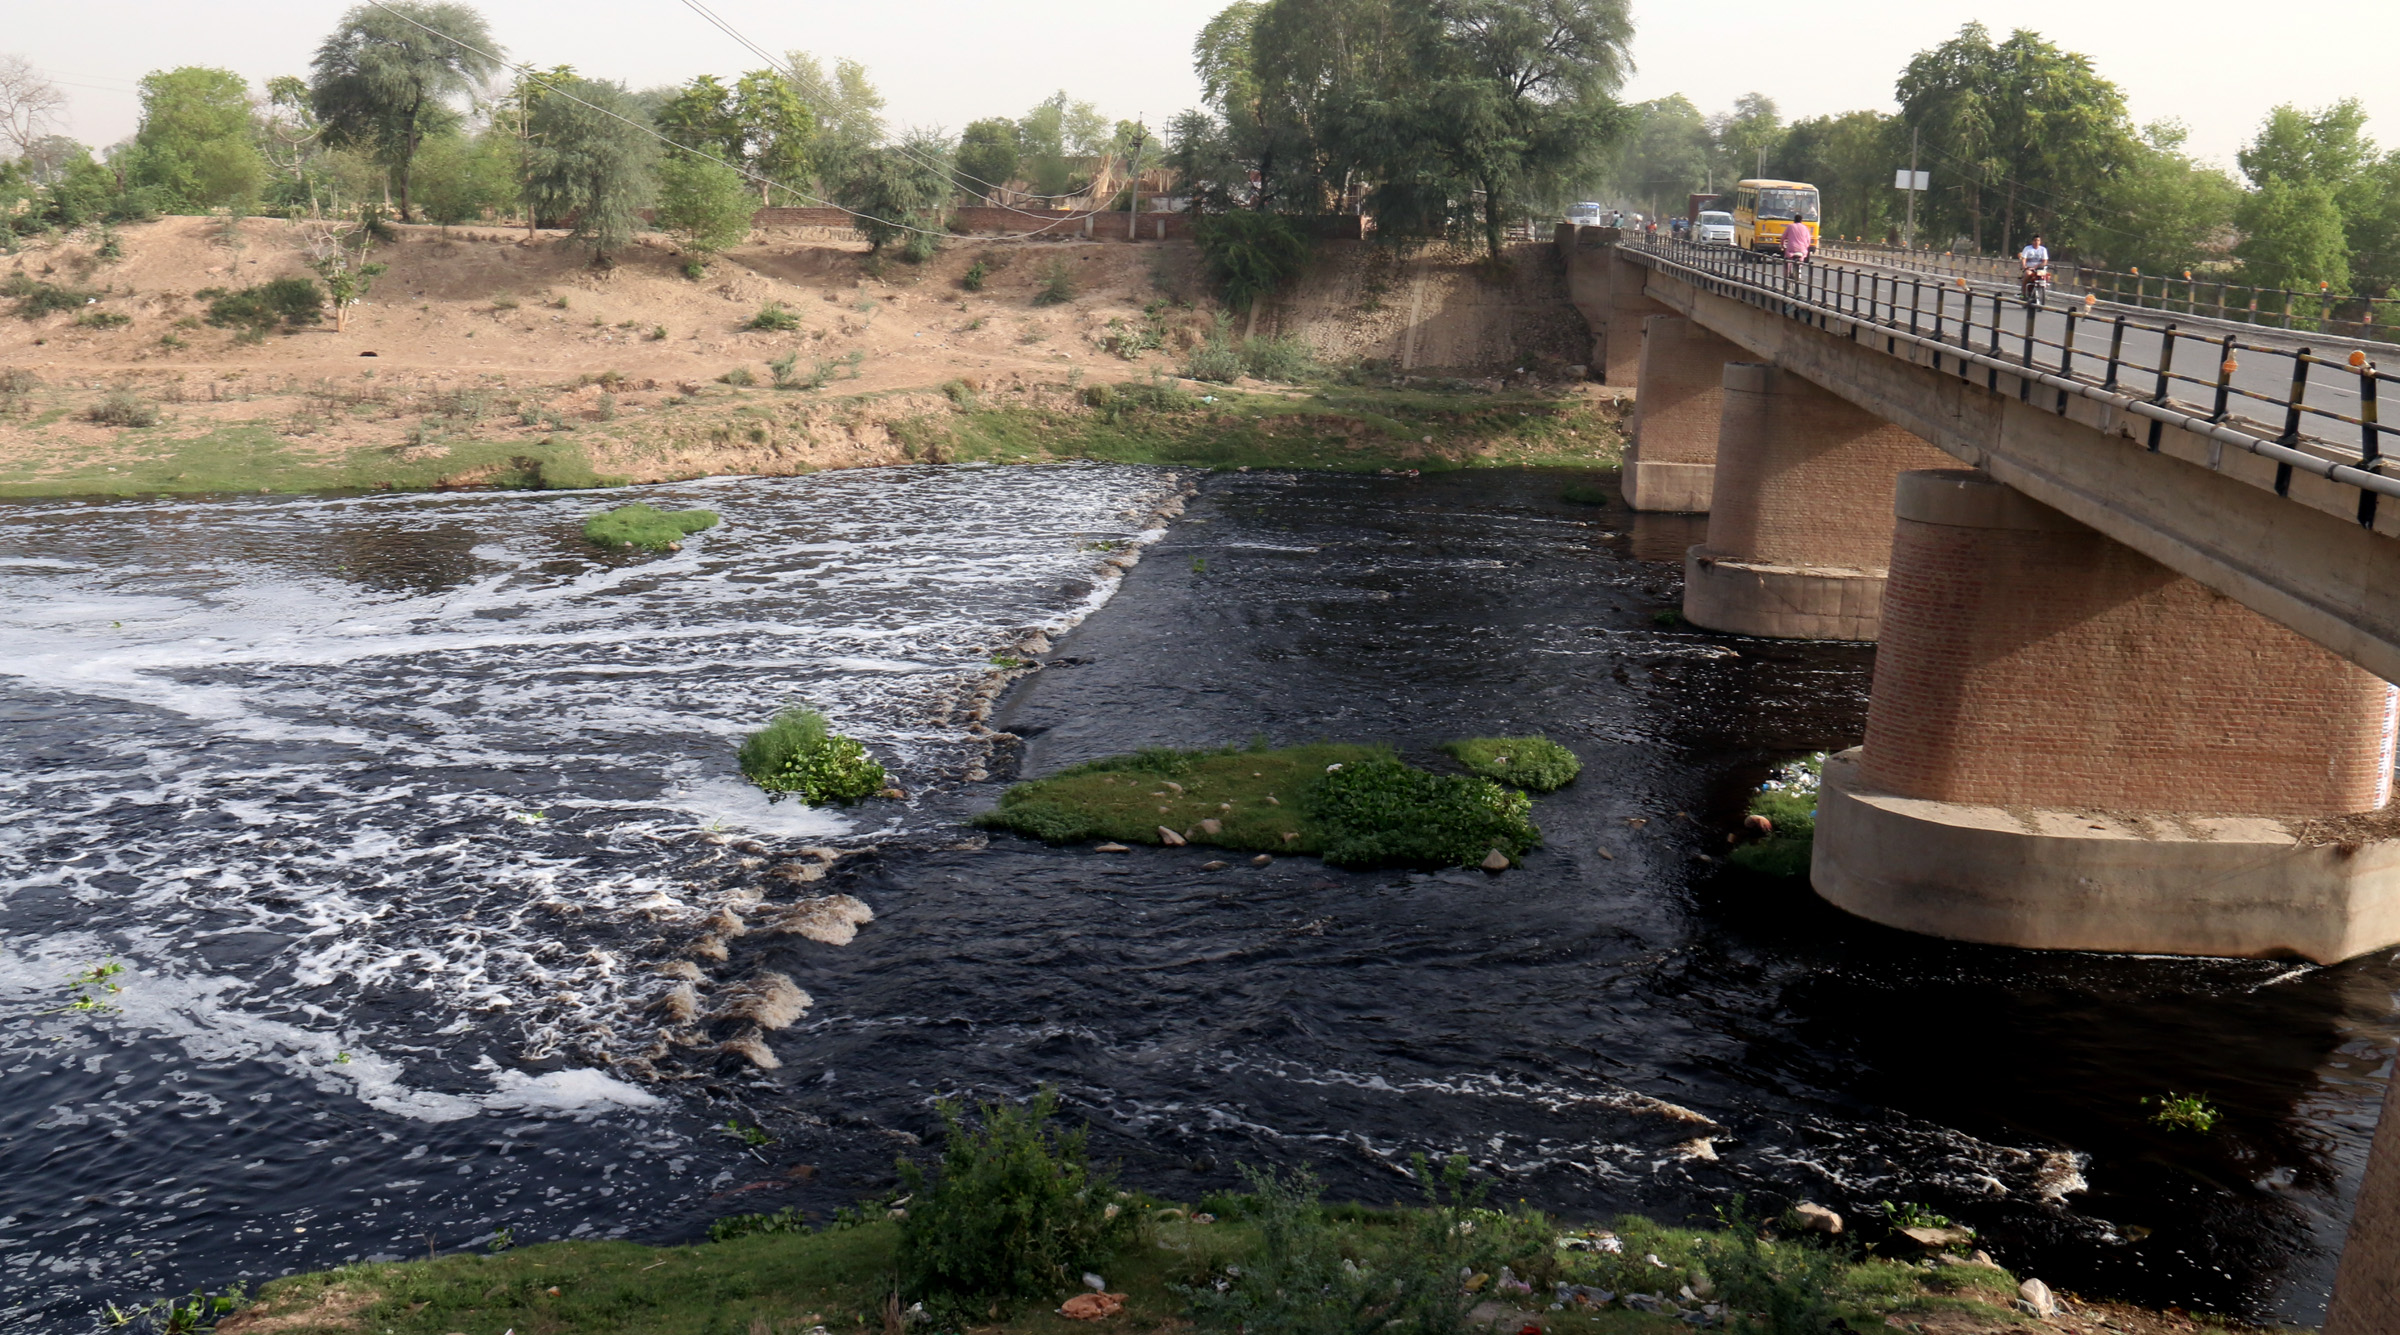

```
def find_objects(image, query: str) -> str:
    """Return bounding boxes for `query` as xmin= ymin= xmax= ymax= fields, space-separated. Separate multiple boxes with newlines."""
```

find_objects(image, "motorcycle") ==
xmin=2021 ymin=264 xmax=2053 ymax=308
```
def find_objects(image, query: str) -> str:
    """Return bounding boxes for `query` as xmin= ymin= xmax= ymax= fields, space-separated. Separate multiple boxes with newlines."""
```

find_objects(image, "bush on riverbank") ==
xmin=1441 ymin=735 xmax=1582 ymax=793
xmin=1729 ymin=753 xmax=1825 ymax=877
xmin=583 ymin=502 xmax=719 ymax=551
xmin=737 ymin=706 xmax=888 ymax=804
xmin=898 ymin=1088 xmax=1139 ymax=1320
xmin=974 ymin=742 xmax=1538 ymax=870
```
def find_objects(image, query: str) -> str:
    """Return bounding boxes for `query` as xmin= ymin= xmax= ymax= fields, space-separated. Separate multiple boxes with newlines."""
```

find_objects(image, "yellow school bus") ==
xmin=1733 ymin=179 xmax=1822 ymax=253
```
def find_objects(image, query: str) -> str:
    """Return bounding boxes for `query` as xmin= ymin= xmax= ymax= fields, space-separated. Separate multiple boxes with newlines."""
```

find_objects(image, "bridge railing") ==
xmin=1622 ymin=236 xmax=2400 ymax=526
xmin=1822 ymin=242 xmax=2400 ymax=345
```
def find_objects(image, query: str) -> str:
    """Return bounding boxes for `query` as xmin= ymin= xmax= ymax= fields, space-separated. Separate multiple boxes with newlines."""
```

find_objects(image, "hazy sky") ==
xmin=10 ymin=0 xmax=2396 ymax=178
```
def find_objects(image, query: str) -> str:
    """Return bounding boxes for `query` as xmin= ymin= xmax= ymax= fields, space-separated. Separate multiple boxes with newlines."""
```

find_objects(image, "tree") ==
xmin=1709 ymin=93 xmax=1783 ymax=184
xmin=1165 ymin=109 xmax=1244 ymax=214
xmin=0 ymin=54 xmax=68 ymax=161
xmin=655 ymin=154 xmax=755 ymax=268
xmin=1896 ymin=25 xmax=2133 ymax=255
xmin=1019 ymin=91 xmax=1111 ymax=199
xmin=657 ymin=75 xmax=743 ymax=161
xmin=527 ymin=77 xmax=659 ymax=261
xmin=2086 ymin=121 xmax=2240 ymax=275
xmin=310 ymin=2 xmax=503 ymax=222
xmin=1779 ymin=110 xmax=1901 ymax=240
xmin=838 ymin=127 xmax=954 ymax=257
xmin=955 ymin=118 xmax=1020 ymax=203
xmin=785 ymin=52 xmax=884 ymax=195
xmin=2235 ymin=178 xmax=2349 ymax=295
xmin=1356 ymin=0 xmax=1636 ymax=258
xmin=123 ymin=67 xmax=265 ymax=211
xmin=15 ymin=133 xmax=81 ymax=186
xmin=411 ymin=130 xmax=517 ymax=225
xmin=2236 ymin=101 xmax=2399 ymax=298
xmin=1603 ymin=96 xmax=1710 ymax=218
xmin=304 ymin=224 xmax=388 ymax=332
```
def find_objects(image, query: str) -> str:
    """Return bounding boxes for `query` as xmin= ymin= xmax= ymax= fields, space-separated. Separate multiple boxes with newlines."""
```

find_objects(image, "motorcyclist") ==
xmin=2019 ymin=234 xmax=2052 ymax=301
xmin=1780 ymin=216 xmax=1814 ymax=279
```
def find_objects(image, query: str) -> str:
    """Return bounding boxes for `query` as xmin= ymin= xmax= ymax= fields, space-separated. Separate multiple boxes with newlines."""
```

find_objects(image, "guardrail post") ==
xmin=2276 ymin=348 xmax=2314 ymax=496
xmin=2020 ymin=301 xmax=2037 ymax=390
xmin=1932 ymin=283 xmax=1946 ymax=345
xmin=2061 ymin=309 xmax=2078 ymax=379
xmin=2361 ymin=357 xmax=2382 ymax=528
xmin=1910 ymin=279 xmax=1922 ymax=335
xmin=2211 ymin=336 xmax=2237 ymax=421
xmin=2103 ymin=315 xmax=2126 ymax=390
xmin=2152 ymin=323 xmax=2180 ymax=406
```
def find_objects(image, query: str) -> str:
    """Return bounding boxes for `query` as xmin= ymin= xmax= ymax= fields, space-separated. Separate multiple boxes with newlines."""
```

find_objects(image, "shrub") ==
xmin=1032 ymin=258 xmax=1075 ymax=306
xmin=1303 ymin=755 xmax=1538 ymax=869
xmin=1083 ymin=374 xmax=1198 ymax=417
xmin=74 ymin=309 xmax=131 ymax=329
xmin=941 ymin=378 xmax=978 ymax=408
xmin=1241 ymin=334 xmax=1316 ymax=382
xmin=747 ymin=301 xmax=803 ymax=331
xmin=737 ymin=706 xmax=888 ymax=805
xmin=1181 ymin=322 xmax=1245 ymax=383
xmin=2145 ymin=1092 xmax=2220 ymax=1133
xmin=1441 ymin=736 xmax=1581 ymax=793
xmin=769 ymin=352 xmax=801 ymax=390
xmin=961 ymin=259 xmax=989 ymax=292
xmin=720 ymin=366 xmax=757 ymax=386
xmin=86 ymin=391 xmax=160 ymax=427
xmin=896 ymin=1088 xmax=1137 ymax=1319
xmin=582 ymin=501 xmax=719 ymax=551
xmin=3 ymin=272 xmax=102 ymax=319
xmin=1700 ymin=1202 xmax=1851 ymax=1335
xmin=1729 ymin=753 xmax=1824 ymax=877
xmin=203 ymin=276 xmax=323 ymax=333
xmin=1195 ymin=211 xmax=1309 ymax=311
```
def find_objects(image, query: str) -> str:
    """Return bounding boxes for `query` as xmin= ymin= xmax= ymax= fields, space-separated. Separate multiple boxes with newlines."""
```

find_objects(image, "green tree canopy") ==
xmin=526 ymin=77 xmax=658 ymax=261
xmin=655 ymin=153 xmax=756 ymax=262
xmin=1709 ymin=93 xmax=1783 ymax=185
xmin=1779 ymin=110 xmax=1901 ymax=240
xmin=955 ymin=118 xmax=1020 ymax=202
xmin=1603 ymin=96 xmax=1709 ymax=219
xmin=309 ymin=1 xmax=503 ymax=222
xmin=123 ymin=66 xmax=265 ymax=211
xmin=838 ymin=127 xmax=954 ymax=257
xmin=2235 ymin=177 xmax=2349 ymax=294
xmin=786 ymin=52 xmax=884 ymax=195
xmin=411 ymin=130 xmax=517 ymax=225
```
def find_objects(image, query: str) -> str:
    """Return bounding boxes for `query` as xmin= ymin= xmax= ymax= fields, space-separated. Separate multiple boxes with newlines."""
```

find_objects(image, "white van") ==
xmin=1696 ymin=210 xmax=1736 ymax=245
xmin=1566 ymin=202 xmax=1604 ymax=225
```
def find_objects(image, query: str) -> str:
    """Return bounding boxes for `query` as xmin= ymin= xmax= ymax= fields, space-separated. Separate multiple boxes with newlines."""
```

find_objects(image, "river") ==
xmin=0 ymin=463 xmax=2392 ymax=1330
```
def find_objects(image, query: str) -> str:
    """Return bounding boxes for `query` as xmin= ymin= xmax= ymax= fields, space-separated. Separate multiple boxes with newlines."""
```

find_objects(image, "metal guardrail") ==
xmin=1621 ymin=237 xmax=2400 ymax=527
xmin=1823 ymin=242 xmax=2399 ymax=346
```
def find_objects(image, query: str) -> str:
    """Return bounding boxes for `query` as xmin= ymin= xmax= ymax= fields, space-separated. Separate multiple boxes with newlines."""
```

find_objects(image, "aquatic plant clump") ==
xmin=582 ymin=502 xmax=719 ymax=551
xmin=737 ymin=706 xmax=888 ymax=805
xmin=1441 ymin=735 xmax=1581 ymax=793
xmin=1303 ymin=756 xmax=1537 ymax=869
xmin=1729 ymin=752 xmax=1825 ymax=878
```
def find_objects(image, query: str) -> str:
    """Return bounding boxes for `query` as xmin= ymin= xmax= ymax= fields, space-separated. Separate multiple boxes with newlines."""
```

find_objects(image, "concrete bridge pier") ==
xmin=1813 ymin=469 xmax=2400 ymax=965
xmin=1624 ymin=315 xmax=1742 ymax=512
xmin=1683 ymin=363 xmax=1954 ymax=640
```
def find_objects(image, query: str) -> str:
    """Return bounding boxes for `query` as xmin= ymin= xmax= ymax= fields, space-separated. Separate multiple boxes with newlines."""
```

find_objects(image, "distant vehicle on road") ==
xmin=1696 ymin=210 xmax=1736 ymax=245
xmin=1566 ymin=202 xmax=1603 ymax=225
xmin=1733 ymin=179 xmax=1821 ymax=253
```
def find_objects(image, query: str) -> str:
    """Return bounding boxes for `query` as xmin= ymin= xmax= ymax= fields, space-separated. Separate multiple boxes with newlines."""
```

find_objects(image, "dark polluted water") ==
xmin=0 ymin=464 xmax=2392 ymax=1330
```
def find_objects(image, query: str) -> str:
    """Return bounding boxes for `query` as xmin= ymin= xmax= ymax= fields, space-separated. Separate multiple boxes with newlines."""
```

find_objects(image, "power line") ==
xmin=665 ymin=0 xmax=1110 ymax=212
xmin=357 ymin=0 xmax=1083 ymax=242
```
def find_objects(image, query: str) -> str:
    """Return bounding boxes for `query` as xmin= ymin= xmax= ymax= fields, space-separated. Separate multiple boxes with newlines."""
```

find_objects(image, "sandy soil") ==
xmin=0 ymin=217 xmax=1598 ymax=492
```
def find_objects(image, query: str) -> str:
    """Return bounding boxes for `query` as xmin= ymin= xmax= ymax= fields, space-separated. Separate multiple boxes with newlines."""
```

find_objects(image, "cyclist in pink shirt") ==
xmin=1780 ymin=218 xmax=1814 ymax=279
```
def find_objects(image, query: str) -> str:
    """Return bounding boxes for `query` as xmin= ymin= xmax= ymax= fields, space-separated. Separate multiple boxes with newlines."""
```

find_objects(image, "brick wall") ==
xmin=1704 ymin=364 xmax=1953 ymax=569
xmin=1861 ymin=471 xmax=2397 ymax=815
xmin=1630 ymin=316 xmax=1744 ymax=466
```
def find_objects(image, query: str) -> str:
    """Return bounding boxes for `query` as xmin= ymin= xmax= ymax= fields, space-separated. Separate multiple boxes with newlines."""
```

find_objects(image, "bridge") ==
xmin=1555 ymin=225 xmax=2400 ymax=1331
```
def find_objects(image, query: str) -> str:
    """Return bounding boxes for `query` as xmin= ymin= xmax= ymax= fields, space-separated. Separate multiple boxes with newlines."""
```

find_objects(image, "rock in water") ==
xmin=767 ymin=894 xmax=877 ymax=946
xmin=1895 ymin=1225 xmax=1975 ymax=1252
xmin=1251 ymin=854 xmax=1273 ymax=866
xmin=1200 ymin=861 xmax=1227 ymax=872
xmin=1094 ymin=843 xmax=1131 ymax=853
xmin=1791 ymin=1203 xmax=1842 ymax=1235
xmin=1480 ymin=849 xmax=1512 ymax=871
xmin=2016 ymin=1279 xmax=2056 ymax=1317
xmin=1157 ymin=827 xmax=1188 ymax=847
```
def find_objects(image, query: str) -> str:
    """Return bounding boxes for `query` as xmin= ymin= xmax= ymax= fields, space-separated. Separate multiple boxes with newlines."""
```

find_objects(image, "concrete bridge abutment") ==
xmin=1813 ymin=469 xmax=2400 ymax=965
xmin=1624 ymin=316 xmax=1741 ymax=513
xmin=1683 ymin=363 xmax=1954 ymax=640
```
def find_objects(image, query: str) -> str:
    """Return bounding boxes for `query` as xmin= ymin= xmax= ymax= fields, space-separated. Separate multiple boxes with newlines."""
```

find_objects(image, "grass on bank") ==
xmin=0 ymin=424 xmax=628 ymax=498
xmin=582 ymin=501 xmax=719 ymax=550
xmin=735 ymin=706 xmax=889 ymax=805
xmin=973 ymin=741 xmax=1543 ymax=870
xmin=1441 ymin=735 xmax=1583 ymax=793
xmin=1728 ymin=753 xmax=1825 ymax=878
xmin=211 ymin=1084 xmax=2039 ymax=1335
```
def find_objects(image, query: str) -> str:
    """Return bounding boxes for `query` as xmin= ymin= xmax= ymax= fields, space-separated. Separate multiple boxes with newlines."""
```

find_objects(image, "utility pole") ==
xmin=1904 ymin=127 xmax=1919 ymax=250
xmin=1126 ymin=123 xmax=1146 ymax=241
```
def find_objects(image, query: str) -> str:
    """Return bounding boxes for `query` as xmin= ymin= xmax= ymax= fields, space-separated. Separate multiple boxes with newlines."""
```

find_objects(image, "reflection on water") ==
xmin=0 ymin=465 xmax=1187 ymax=1330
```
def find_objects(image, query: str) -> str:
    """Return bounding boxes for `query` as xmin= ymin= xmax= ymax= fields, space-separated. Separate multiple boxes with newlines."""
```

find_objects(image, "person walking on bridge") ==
xmin=1780 ymin=216 xmax=1814 ymax=281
